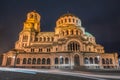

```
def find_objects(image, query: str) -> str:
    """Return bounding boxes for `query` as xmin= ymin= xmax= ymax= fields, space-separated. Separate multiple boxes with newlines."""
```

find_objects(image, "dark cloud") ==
xmin=0 ymin=0 xmax=120 ymax=54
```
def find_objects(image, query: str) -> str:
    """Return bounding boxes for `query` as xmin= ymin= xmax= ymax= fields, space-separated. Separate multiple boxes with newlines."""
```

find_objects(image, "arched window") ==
xmin=106 ymin=58 xmax=109 ymax=64
xmin=66 ymin=30 xmax=69 ymax=35
xmin=110 ymin=58 xmax=113 ymax=64
xmin=73 ymin=19 xmax=75 ymax=22
xmin=30 ymin=14 xmax=33 ymax=18
xmin=65 ymin=57 xmax=69 ymax=64
xmin=89 ymin=57 xmax=93 ymax=64
xmin=42 ymin=58 xmax=46 ymax=64
xmin=94 ymin=57 xmax=99 ymax=64
xmin=6 ymin=57 xmax=12 ymax=66
xmin=51 ymin=37 xmax=54 ymax=41
xmin=47 ymin=37 xmax=50 ymax=41
xmin=47 ymin=58 xmax=50 ymax=64
xmin=16 ymin=58 xmax=20 ymax=64
xmin=31 ymin=48 xmax=34 ymax=52
xmin=39 ymin=48 xmax=42 ymax=52
xmin=55 ymin=58 xmax=58 ymax=64
xmin=68 ymin=41 xmax=80 ymax=52
xmin=62 ymin=31 xmax=64 ymax=36
xmin=32 ymin=58 xmax=36 ymax=64
xmin=69 ymin=18 xmax=71 ymax=22
xmin=76 ymin=30 xmax=78 ymax=35
xmin=23 ymin=58 xmax=27 ymax=64
xmin=71 ymin=30 xmax=73 ymax=35
xmin=76 ymin=20 xmax=78 ymax=23
xmin=28 ymin=58 xmax=31 ymax=64
xmin=37 ymin=58 xmax=41 ymax=64
xmin=47 ymin=48 xmax=50 ymax=52
xmin=102 ymin=58 xmax=105 ymax=64
xmin=22 ymin=35 xmax=28 ymax=42
xmin=84 ymin=57 xmax=89 ymax=64
xmin=65 ymin=19 xmax=67 ymax=22
xmin=39 ymin=37 xmax=42 ymax=41
xmin=60 ymin=57 xmax=64 ymax=64
xmin=44 ymin=37 xmax=46 ymax=42
xmin=61 ymin=20 xmax=63 ymax=23
xmin=35 ymin=37 xmax=38 ymax=41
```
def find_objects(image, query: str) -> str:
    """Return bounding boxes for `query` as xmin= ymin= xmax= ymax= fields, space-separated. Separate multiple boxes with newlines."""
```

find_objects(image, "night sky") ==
xmin=0 ymin=0 xmax=120 ymax=54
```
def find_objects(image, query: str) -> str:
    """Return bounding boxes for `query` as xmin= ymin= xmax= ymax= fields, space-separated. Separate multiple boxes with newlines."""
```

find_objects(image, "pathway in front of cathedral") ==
xmin=0 ymin=67 xmax=119 ymax=80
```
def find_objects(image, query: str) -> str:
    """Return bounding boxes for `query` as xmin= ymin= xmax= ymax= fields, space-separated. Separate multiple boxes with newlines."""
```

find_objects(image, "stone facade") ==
xmin=1 ymin=11 xmax=119 ymax=69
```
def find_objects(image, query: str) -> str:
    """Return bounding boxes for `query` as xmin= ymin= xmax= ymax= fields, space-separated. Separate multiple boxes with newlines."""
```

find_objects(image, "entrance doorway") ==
xmin=74 ymin=54 xmax=80 ymax=66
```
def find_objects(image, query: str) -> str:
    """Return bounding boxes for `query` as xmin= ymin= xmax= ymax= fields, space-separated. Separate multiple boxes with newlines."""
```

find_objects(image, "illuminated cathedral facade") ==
xmin=1 ymin=11 xmax=119 ymax=69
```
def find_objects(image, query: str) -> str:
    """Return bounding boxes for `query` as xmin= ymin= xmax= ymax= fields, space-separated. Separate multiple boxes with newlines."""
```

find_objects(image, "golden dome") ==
xmin=56 ymin=13 xmax=81 ymax=27
xmin=59 ymin=13 xmax=78 ymax=19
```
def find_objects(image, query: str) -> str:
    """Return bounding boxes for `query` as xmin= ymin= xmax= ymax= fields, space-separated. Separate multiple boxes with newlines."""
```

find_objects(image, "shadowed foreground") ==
xmin=0 ymin=71 xmax=94 ymax=80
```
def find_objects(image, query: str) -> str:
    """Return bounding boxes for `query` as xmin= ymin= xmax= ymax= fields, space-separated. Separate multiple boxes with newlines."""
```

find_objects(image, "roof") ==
xmin=38 ymin=32 xmax=55 ymax=37
xmin=59 ymin=13 xmax=78 ymax=18
xmin=85 ymin=32 xmax=93 ymax=37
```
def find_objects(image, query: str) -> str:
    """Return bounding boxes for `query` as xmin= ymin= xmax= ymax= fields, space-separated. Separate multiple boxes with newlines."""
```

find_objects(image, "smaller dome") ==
xmin=85 ymin=32 xmax=93 ymax=37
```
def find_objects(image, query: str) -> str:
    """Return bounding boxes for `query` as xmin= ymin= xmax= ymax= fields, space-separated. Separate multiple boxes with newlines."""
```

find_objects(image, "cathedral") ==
xmin=1 ymin=11 xmax=119 ymax=69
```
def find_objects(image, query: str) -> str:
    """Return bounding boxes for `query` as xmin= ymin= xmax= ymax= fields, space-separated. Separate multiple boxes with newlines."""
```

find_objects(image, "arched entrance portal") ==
xmin=74 ymin=54 xmax=80 ymax=66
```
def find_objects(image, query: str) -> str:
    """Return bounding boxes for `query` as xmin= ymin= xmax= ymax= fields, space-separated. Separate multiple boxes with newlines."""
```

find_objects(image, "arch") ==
xmin=76 ymin=19 xmax=78 ymax=23
xmin=44 ymin=37 xmax=46 ymax=42
xmin=71 ymin=30 xmax=74 ymax=35
xmin=31 ymin=48 xmax=34 ymax=52
xmin=76 ymin=30 xmax=78 ymax=35
xmin=6 ymin=57 xmax=12 ymax=66
xmin=67 ymin=41 xmax=80 ymax=52
xmin=74 ymin=54 xmax=80 ymax=66
xmin=47 ymin=58 xmax=50 ymax=64
xmin=89 ymin=57 xmax=93 ymax=64
xmin=69 ymin=18 xmax=71 ymax=22
xmin=73 ymin=18 xmax=75 ymax=22
xmin=32 ymin=58 xmax=36 ymax=64
xmin=27 ymin=58 xmax=31 ymax=64
xmin=84 ymin=57 xmax=89 ymax=64
xmin=51 ymin=37 xmax=54 ymax=41
xmin=39 ymin=37 xmax=42 ymax=41
xmin=110 ymin=58 xmax=113 ymax=64
xmin=62 ymin=31 xmax=64 ymax=36
xmin=94 ymin=57 xmax=99 ymax=64
xmin=66 ymin=30 xmax=69 ymax=35
xmin=65 ymin=57 xmax=69 ymax=64
xmin=55 ymin=58 xmax=58 ymax=64
xmin=39 ymin=48 xmax=42 ymax=52
xmin=61 ymin=20 xmax=63 ymax=23
xmin=102 ymin=58 xmax=105 ymax=64
xmin=23 ymin=58 xmax=27 ymax=64
xmin=37 ymin=58 xmax=41 ymax=64
xmin=106 ymin=58 xmax=109 ymax=64
xmin=47 ymin=37 xmax=50 ymax=41
xmin=16 ymin=58 xmax=20 ymax=64
xmin=65 ymin=18 xmax=67 ymax=22
xmin=22 ymin=35 xmax=28 ymax=42
xmin=42 ymin=58 xmax=46 ymax=64
xmin=60 ymin=57 xmax=64 ymax=64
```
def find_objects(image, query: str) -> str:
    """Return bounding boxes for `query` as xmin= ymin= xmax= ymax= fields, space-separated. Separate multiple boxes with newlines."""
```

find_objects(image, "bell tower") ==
xmin=23 ymin=10 xmax=41 ymax=32
xmin=15 ymin=11 xmax=41 ymax=49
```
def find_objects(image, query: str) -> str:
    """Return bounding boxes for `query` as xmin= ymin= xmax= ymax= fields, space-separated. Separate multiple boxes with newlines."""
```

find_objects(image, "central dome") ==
xmin=56 ymin=13 xmax=81 ymax=27
xmin=59 ymin=13 xmax=78 ymax=18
